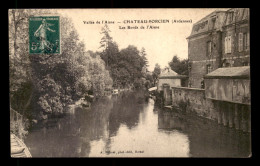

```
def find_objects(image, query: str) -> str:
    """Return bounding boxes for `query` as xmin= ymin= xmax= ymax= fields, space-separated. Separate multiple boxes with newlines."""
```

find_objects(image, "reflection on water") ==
xmin=89 ymin=96 xmax=190 ymax=157
xmin=24 ymin=90 xmax=251 ymax=157
xmin=158 ymin=110 xmax=251 ymax=157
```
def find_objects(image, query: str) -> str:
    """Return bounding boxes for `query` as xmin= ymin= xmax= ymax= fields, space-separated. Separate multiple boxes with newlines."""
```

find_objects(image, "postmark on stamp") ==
xmin=29 ymin=16 xmax=60 ymax=54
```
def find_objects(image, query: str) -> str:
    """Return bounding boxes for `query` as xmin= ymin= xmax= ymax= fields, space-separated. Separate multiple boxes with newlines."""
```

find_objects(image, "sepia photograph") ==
xmin=9 ymin=8 xmax=251 ymax=158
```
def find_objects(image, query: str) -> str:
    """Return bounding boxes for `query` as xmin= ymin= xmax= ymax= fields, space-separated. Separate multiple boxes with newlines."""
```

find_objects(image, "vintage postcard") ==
xmin=9 ymin=8 xmax=251 ymax=158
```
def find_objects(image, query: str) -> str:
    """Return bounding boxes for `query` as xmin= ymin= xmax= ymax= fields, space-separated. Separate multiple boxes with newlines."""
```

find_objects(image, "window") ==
xmin=238 ymin=32 xmax=250 ymax=52
xmin=207 ymin=41 xmax=212 ymax=56
xmin=238 ymin=33 xmax=243 ymax=52
xmin=243 ymin=32 xmax=249 ymax=50
xmin=212 ymin=17 xmax=216 ymax=29
xmin=225 ymin=36 xmax=232 ymax=53
xmin=229 ymin=12 xmax=234 ymax=23
xmin=228 ymin=36 xmax=232 ymax=53
xmin=207 ymin=64 xmax=212 ymax=74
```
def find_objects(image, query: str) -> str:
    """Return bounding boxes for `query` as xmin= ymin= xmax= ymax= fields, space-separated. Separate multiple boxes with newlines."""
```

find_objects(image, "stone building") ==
xmin=187 ymin=8 xmax=250 ymax=88
xmin=221 ymin=8 xmax=250 ymax=67
xmin=169 ymin=9 xmax=250 ymax=131
xmin=157 ymin=68 xmax=187 ymax=91
xmin=158 ymin=68 xmax=187 ymax=105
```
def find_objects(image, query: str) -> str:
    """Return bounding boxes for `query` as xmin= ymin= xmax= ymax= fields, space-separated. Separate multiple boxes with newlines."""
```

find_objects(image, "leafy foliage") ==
xmin=9 ymin=10 xmax=113 ymax=122
xmin=168 ymin=55 xmax=188 ymax=75
xmin=140 ymin=47 xmax=148 ymax=67
xmin=99 ymin=25 xmax=147 ymax=89
xmin=9 ymin=9 xmax=55 ymax=118
xmin=152 ymin=63 xmax=161 ymax=85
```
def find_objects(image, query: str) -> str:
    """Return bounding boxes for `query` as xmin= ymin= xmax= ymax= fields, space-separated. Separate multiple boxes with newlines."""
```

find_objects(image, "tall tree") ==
xmin=140 ymin=47 xmax=148 ymax=67
xmin=119 ymin=45 xmax=145 ymax=88
xmin=99 ymin=24 xmax=119 ymax=68
xmin=168 ymin=55 xmax=188 ymax=75
xmin=152 ymin=63 xmax=161 ymax=85
xmin=99 ymin=24 xmax=112 ymax=50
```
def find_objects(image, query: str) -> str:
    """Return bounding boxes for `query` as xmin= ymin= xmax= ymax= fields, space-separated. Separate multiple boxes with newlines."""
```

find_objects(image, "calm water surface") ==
xmin=24 ymin=91 xmax=251 ymax=157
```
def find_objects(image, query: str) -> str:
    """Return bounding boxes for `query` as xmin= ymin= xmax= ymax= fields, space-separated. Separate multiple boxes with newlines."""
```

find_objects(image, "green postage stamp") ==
xmin=29 ymin=16 xmax=60 ymax=54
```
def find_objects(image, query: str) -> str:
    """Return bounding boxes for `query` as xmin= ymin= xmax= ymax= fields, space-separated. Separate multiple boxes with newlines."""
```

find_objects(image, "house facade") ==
xmin=187 ymin=8 xmax=250 ymax=88
xmin=221 ymin=8 xmax=250 ymax=67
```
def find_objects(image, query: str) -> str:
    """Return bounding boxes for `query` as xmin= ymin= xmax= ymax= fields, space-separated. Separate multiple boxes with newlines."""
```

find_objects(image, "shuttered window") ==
xmin=239 ymin=33 xmax=243 ymax=52
xmin=228 ymin=36 xmax=232 ymax=53
xmin=225 ymin=37 xmax=228 ymax=53
xmin=244 ymin=32 xmax=250 ymax=50
xmin=225 ymin=36 xmax=232 ymax=54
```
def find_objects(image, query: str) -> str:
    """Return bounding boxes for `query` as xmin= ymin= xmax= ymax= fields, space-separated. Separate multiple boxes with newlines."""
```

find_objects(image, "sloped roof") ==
xmin=223 ymin=8 xmax=249 ymax=27
xmin=187 ymin=8 xmax=249 ymax=39
xmin=204 ymin=66 xmax=250 ymax=79
xmin=187 ymin=10 xmax=228 ymax=39
xmin=159 ymin=68 xmax=187 ymax=79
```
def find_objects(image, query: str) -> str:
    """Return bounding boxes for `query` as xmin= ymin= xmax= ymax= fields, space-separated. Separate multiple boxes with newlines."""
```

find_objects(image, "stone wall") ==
xmin=172 ymin=87 xmax=218 ymax=121
xmin=205 ymin=78 xmax=251 ymax=105
xmin=171 ymin=86 xmax=251 ymax=132
xmin=158 ymin=78 xmax=181 ymax=91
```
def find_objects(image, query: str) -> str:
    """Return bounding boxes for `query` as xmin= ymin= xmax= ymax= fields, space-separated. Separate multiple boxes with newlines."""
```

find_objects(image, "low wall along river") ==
xmin=169 ymin=87 xmax=251 ymax=132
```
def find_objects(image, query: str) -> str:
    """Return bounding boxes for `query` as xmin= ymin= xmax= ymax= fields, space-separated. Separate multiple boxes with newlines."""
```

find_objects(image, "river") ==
xmin=24 ymin=90 xmax=251 ymax=157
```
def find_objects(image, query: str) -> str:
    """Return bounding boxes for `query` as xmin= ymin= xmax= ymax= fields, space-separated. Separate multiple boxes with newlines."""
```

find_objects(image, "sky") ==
xmin=59 ymin=9 xmax=228 ymax=71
